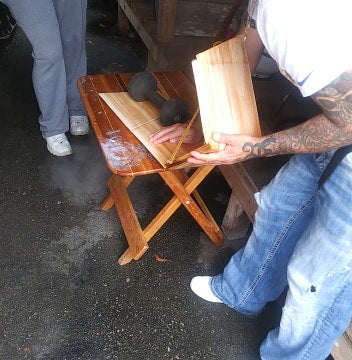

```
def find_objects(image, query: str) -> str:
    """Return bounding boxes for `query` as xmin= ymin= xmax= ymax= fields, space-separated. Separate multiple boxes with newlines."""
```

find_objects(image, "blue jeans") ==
xmin=212 ymin=152 xmax=352 ymax=359
xmin=3 ymin=0 xmax=87 ymax=136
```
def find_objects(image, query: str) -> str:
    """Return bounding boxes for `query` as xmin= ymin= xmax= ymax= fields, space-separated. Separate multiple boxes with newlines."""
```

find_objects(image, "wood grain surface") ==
xmin=78 ymin=71 xmax=200 ymax=175
xmin=192 ymin=36 xmax=262 ymax=150
xmin=99 ymin=92 xmax=199 ymax=167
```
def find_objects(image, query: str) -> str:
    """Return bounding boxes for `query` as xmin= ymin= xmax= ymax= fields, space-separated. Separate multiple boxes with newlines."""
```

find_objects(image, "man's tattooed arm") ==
xmin=242 ymin=69 xmax=352 ymax=158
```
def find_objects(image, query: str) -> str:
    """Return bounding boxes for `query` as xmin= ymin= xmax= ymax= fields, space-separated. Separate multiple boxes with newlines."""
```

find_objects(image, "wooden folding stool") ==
xmin=78 ymin=71 xmax=224 ymax=265
xmin=78 ymin=36 xmax=262 ymax=265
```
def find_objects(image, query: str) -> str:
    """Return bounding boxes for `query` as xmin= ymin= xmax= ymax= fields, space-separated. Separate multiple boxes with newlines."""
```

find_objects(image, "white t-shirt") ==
xmin=249 ymin=0 xmax=352 ymax=97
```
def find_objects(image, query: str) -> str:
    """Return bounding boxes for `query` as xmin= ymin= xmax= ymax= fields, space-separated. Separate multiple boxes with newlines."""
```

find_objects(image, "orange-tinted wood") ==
xmin=78 ymin=74 xmax=163 ymax=176
xmin=118 ymin=165 xmax=223 ymax=264
xmin=101 ymin=176 xmax=135 ymax=211
xmin=159 ymin=168 xmax=223 ymax=246
xmin=101 ymin=193 xmax=114 ymax=211
xmin=77 ymin=71 xmax=256 ymax=265
xmin=171 ymin=168 xmax=221 ymax=231
xmin=108 ymin=175 xmax=148 ymax=260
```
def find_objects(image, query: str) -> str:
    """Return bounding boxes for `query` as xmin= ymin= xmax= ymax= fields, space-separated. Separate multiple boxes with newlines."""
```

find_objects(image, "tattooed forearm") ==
xmin=313 ymin=70 xmax=352 ymax=128
xmin=242 ymin=69 xmax=352 ymax=159
xmin=242 ymin=138 xmax=276 ymax=156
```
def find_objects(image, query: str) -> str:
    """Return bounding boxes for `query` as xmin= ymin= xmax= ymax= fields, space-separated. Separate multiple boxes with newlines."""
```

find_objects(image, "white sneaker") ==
xmin=190 ymin=276 xmax=223 ymax=303
xmin=70 ymin=115 xmax=89 ymax=135
xmin=45 ymin=133 xmax=73 ymax=156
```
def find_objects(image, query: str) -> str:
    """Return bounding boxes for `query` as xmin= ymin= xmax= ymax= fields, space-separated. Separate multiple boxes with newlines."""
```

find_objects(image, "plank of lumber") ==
xmin=192 ymin=36 xmax=262 ymax=150
xmin=99 ymin=92 xmax=202 ymax=167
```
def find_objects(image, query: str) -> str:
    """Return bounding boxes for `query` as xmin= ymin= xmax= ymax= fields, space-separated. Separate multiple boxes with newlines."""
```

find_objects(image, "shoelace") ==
xmin=73 ymin=118 xmax=84 ymax=125
xmin=53 ymin=135 xmax=67 ymax=144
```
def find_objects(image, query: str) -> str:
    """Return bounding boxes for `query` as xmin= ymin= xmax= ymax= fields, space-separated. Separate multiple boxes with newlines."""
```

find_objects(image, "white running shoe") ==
xmin=45 ymin=133 xmax=73 ymax=156
xmin=70 ymin=115 xmax=89 ymax=135
xmin=190 ymin=276 xmax=223 ymax=303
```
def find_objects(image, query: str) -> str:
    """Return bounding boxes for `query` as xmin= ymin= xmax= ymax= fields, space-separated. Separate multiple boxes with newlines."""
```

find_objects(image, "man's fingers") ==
xmin=212 ymin=132 xmax=232 ymax=144
xmin=212 ymin=132 xmax=222 ymax=143
xmin=149 ymin=124 xmax=185 ymax=143
xmin=169 ymin=136 xmax=181 ymax=143
xmin=188 ymin=150 xmax=220 ymax=163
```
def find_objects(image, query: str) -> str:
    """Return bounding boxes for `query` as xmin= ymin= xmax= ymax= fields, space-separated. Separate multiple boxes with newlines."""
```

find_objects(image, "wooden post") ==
xmin=221 ymin=191 xmax=251 ymax=240
xmin=117 ymin=3 xmax=130 ymax=34
xmin=219 ymin=164 xmax=258 ymax=223
xmin=156 ymin=0 xmax=177 ymax=42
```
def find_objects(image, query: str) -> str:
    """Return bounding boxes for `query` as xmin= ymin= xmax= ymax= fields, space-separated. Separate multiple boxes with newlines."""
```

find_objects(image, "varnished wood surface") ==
xmin=98 ymin=92 xmax=202 ymax=168
xmin=77 ymin=71 xmax=198 ymax=176
xmin=108 ymin=174 xmax=149 ymax=259
xmin=77 ymin=70 xmax=266 ymax=264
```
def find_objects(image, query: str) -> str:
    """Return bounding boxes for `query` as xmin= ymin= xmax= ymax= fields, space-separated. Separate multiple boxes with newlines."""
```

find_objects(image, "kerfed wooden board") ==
xmin=192 ymin=36 xmax=262 ymax=150
xmin=99 ymin=92 xmax=200 ymax=168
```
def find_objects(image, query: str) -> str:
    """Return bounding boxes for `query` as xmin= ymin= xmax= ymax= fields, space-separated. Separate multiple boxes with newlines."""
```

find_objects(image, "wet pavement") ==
xmin=0 ymin=1 xmax=321 ymax=359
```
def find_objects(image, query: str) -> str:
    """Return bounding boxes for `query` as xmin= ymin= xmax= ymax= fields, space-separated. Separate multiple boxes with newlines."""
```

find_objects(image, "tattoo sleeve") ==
xmin=242 ymin=69 xmax=352 ymax=158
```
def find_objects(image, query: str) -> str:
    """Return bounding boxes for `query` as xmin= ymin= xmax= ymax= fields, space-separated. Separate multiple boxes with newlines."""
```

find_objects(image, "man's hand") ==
xmin=149 ymin=122 xmax=203 ymax=144
xmin=188 ymin=69 xmax=352 ymax=165
xmin=188 ymin=132 xmax=262 ymax=165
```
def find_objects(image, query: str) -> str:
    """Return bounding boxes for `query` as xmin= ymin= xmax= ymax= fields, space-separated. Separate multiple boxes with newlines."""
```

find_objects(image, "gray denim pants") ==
xmin=3 ymin=0 xmax=87 ymax=136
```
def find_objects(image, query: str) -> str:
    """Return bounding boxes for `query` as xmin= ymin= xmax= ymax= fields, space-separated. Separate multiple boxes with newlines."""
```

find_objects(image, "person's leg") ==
xmin=53 ymin=0 xmax=87 ymax=117
xmin=260 ymin=153 xmax=352 ymax=360
xmin=209 ymin=152 xmax=333 ymax=315
xmin=0 ymin=2 xmax=10 ymax=23
xmin=3 ymin=0 xmax=69 ymax=137
xmin=0 ymin=2 xmax=16 ymax=40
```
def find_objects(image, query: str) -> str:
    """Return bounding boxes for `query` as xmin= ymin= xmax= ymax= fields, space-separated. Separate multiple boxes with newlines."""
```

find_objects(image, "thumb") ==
xmin=212 ymin=132 xmax=228 ymax=143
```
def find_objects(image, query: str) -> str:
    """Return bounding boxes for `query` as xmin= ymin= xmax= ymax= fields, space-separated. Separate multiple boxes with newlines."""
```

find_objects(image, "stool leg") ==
xmin=101 ymin=194 xmax=114 ymax=211
xmin=173 ymin=169 xmax=220 ymax=228
xmin=108 ymin=174 xmax=148 ymax=264
xmin=118 ymin=166 xmax=224 ymax=264
xmin=101 ymin=176 xmax=135 ymax=211
xmin=160 ymin=167 xmax=223 ymax=246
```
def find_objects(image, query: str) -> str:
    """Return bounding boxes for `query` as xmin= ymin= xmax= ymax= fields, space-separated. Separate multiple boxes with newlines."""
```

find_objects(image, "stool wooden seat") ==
xmin=78 ymin=71 xmax=228 ymax=265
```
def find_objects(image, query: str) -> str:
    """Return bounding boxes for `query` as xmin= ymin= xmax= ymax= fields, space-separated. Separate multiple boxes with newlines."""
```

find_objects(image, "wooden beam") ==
xmin=117 ymin=0 xmax=169 ymax=68
xmin=156 ymin=0 xmax=177 ymax=42
xmin=219 ymin=163 xmax=258 ymax=223
xmin=108 ymin=175 xmax=149 ymax=261
xmin=117 ymin=3 xmax=130 ymax=34
xmin=221 ymin=190 xmax=251 ymax=240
